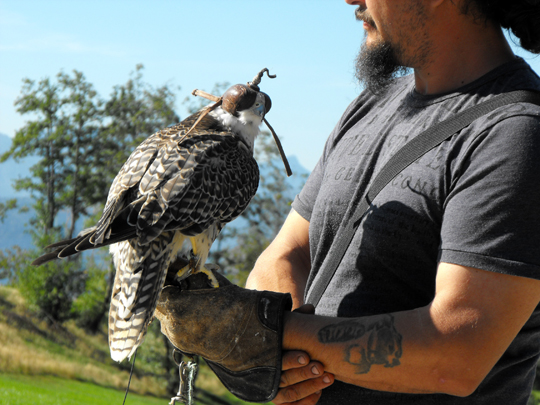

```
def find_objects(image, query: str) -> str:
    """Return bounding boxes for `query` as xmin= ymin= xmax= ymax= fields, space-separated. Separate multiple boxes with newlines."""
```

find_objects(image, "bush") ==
xmin=16 ymin=258 xmax=82 ymax=323
xmin=71 ymin=261 xmax=110 ymax=332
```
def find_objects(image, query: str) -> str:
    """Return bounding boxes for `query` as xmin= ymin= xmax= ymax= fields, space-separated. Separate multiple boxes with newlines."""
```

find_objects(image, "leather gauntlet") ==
xmin=155 ymin=272 xmax=292 ymax=402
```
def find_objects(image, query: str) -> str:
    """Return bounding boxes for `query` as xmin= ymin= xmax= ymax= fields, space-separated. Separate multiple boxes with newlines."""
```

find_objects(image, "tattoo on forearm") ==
xmin=318 ymin=314 xmax=403 ymax=374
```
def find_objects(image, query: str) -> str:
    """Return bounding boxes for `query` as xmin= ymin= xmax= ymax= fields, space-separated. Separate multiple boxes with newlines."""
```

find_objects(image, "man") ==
xmin=156 ymin=0 xmax=540 ymax=404
xmin=246 ymin=0 xmax=540 ymax=403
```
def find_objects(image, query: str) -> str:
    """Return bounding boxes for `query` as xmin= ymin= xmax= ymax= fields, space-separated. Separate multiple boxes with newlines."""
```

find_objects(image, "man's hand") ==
xmin=273 ymin=351 xmax=334 ymax=405
xmin=272 ymin=304 xmax=334 ymax=404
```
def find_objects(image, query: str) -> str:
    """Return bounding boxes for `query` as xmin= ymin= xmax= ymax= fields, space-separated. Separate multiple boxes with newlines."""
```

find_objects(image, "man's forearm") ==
xmin=282 ymin=306 xmax=495 ymax=397
xmin=246 ymin=209 xmax=311 ymax=308
xmin=279 ymin=263 xmax=540 ymax=398
xmin=246 ymin=241 xmax=310 ymax=308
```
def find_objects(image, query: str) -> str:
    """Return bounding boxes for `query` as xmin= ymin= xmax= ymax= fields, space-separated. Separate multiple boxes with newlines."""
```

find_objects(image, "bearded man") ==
xmin=156 ymin=0 xmax=540 ymax=404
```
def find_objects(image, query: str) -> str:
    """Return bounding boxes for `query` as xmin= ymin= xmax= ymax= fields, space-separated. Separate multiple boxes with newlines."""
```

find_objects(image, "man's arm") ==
xmin=246 ymin=209 xmax=334 ymax=404
xmin=283 ymin=262 xmax=540 ymax=397
xmin=246 ymin=208 xmax=311 ymax=309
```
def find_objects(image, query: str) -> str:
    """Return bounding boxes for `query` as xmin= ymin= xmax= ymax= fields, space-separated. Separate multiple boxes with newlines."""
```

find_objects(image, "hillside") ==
xmin=0 ymin=285 xmax=260 ymax=405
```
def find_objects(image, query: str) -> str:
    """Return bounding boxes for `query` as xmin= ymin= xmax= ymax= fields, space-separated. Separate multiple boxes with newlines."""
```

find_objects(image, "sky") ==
xmin=1 ymin=0 xmax=539 ymax=172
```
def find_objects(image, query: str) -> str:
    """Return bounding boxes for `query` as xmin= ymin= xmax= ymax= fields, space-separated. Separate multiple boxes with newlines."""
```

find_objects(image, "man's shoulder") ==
xmin=331 ymin=75 xmax=414 ymax=136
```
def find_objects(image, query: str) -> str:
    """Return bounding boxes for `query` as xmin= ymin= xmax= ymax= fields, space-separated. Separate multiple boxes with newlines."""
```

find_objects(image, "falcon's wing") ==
xmin=131 ymin=131 xmax=259 ymax=245
xmin=91 ymin=110 xmax=214 ymax=245
xmin=32 ymin=109 xmax=259 ymax=264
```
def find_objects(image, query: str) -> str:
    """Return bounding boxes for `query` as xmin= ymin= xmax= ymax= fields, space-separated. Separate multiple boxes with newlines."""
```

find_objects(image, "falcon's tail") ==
xmin=108 ymin=231 xmax=184 ymax=362
xmin=31 ymin=220 xmax=137 ymax=266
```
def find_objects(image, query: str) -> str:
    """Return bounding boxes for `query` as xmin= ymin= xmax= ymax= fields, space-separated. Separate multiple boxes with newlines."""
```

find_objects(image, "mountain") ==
xmin=0 ymin=133 xmax=39 ymax=250
xmin=0 ymin=196 xmax=34 ymax=250
xmin=0 ymin=133 xmax=39 ymax=198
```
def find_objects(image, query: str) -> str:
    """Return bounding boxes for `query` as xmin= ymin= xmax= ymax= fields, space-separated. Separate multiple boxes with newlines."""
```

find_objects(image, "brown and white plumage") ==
xmin=32 ymin=81 xmax=270 ymax=361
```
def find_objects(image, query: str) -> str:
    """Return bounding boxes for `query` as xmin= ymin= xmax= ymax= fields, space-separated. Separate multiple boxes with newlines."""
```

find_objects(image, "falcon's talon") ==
xmin=200 ymin=266 xmax=220 ymax=288
xmin=174 ymin=264 xmax=193 ymax=283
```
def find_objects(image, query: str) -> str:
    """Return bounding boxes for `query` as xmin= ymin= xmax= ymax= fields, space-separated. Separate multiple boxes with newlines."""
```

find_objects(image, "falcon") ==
xmin=32 ymin=69 xmax=281 ymax=362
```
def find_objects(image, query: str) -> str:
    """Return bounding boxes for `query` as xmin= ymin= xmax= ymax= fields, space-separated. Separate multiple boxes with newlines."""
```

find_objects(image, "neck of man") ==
xmin=413 ymin=3 xmax=515 ymax=95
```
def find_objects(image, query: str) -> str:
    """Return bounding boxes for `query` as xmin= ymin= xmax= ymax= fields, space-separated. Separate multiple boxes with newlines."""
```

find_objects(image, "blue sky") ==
xmin=1 ymin=0 xmax=539 ymax=172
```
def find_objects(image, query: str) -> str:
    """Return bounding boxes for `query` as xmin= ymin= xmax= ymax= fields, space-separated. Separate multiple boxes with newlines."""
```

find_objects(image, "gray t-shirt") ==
xmin=292 ymin=58 xmax=540 ymax=404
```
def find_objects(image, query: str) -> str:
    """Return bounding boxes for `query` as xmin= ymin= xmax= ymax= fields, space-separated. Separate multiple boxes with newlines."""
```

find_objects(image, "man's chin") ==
xmin=355 ymin=40 xmax=410 ymax=94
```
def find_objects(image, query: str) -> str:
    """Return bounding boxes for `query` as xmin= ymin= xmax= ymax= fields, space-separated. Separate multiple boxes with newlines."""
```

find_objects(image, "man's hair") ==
xmin=462 ymin=0 xmax=540 ymax=54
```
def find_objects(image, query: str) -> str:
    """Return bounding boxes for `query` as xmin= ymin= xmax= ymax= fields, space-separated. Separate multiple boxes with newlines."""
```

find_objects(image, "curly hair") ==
xmin=462 ymin=0 xmax=540 ymax=54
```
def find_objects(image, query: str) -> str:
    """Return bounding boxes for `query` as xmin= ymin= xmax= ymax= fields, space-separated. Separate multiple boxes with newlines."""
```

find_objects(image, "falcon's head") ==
xmin=189 ymin=68 xmax=291 ymax=176
xmin=210 ymin=80 xmax=272 ymax=152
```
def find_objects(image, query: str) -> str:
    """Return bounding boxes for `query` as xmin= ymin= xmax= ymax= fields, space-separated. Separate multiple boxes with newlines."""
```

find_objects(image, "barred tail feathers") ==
xmin=108 ymin=232 xmax=185 ymax=362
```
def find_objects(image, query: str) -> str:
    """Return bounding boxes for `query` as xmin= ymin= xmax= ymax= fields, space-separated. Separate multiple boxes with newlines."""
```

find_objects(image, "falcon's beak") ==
xmin=254 ymin=103 xmax=265 ymax=118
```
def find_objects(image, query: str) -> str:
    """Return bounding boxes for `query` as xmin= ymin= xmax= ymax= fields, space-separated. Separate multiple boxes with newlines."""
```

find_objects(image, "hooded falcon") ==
xmin=32 ymin=69 xmax=277 ymax=362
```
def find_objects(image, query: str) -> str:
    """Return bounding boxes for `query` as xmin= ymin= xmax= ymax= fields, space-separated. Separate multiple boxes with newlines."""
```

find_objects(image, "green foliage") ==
xmin=0 ymin=199 xmax=18 ymax=223
xmin=0 ymin=70 xmax=103 ymax=241
xmin=56 ymin=70 xmax=103 ymax=239
xmin=70 ymin=258 xmax=110 ymax=332
xmin=1 ymin=245 xmax=83 ymax=323
xmin=17 ymin=260 xmax=82 ymax=323
xmin=0 ymin=245 xmax=29 ymax=283
xmin=1 ymin=234 xmax=86 ymax=324
xmin=2 ymin=76 xmax=66 ymax=237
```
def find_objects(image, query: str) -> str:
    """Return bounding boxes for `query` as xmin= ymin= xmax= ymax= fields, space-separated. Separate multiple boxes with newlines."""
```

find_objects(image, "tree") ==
xmin=1 ymin=75 xmax=67 ymax=239
xmin=98 ymin=64 xmax=180 ymax=190
xmin=0 ymin=66 xmax=181 ymax=325
xmin=57 ymin=71 xmax=102 ymax=239
xmin=70 ymin=253 xmax=110 ymax=332
xmin=0 ymin=71 xmax=103 ymax=322
xmin=0 ymin=199 xmax=17 ymax=223
xmin=0 ymin=246 xmax=83 ymax=323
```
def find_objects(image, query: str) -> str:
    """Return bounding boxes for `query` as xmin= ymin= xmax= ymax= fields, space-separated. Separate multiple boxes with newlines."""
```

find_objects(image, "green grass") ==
xmin=0 ymin=374 xmax=165 ymax=405
xmin=0 ymin=286 xmax=262 ymax=404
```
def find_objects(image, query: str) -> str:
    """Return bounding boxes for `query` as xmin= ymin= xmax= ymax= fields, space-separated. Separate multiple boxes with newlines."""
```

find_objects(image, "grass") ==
xmin=0 ymin=286 xmax=261 ymax=404
xmin=0 ymin=286 xmax=161 ymax=396
xmin=0 ymin=374 xmax=164 ymax=405
xmin=0 ymin=374 xmax=166 ymax=405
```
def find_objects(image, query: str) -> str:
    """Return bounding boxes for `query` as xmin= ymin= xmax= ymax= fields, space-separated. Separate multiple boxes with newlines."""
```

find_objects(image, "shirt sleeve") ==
xmin=292 ymin=156 xmax=324 ymax=222
xmin=439 ymin=114 xmax=540 ymax=279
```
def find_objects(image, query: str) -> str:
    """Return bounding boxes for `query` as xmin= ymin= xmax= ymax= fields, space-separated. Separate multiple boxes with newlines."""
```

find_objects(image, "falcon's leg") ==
xmin=174 ymin=232 xmax=219 ymax=288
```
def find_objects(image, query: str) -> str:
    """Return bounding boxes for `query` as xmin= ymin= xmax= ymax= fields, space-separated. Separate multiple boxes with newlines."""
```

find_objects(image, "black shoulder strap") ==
xmin=305 ymin=90 xmax=540 ymax=308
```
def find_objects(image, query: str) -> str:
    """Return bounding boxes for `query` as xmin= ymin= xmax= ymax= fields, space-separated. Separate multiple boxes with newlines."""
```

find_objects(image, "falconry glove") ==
xmin=155 ymin=271 xmax=292 ymax=403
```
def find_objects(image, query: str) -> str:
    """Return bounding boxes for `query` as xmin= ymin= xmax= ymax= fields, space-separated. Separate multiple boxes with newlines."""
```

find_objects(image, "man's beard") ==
xmin=355 ymin=39 xmax=411 ymax=95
